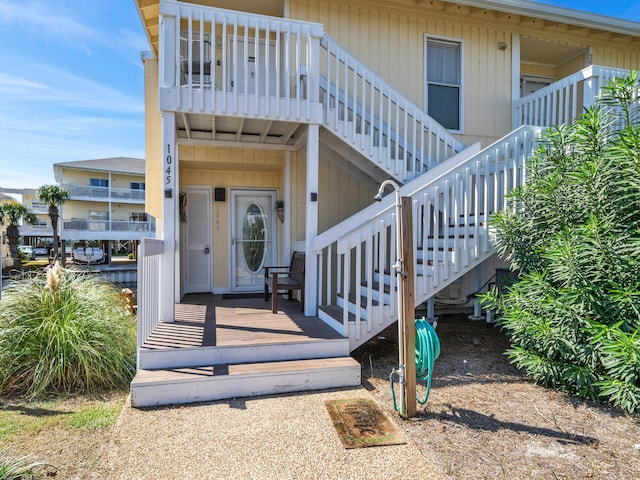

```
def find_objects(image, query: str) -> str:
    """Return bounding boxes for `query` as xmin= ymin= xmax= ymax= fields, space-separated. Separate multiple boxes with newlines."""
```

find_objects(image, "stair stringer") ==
xmin=314 ymin=126 xmax=543 ymax=352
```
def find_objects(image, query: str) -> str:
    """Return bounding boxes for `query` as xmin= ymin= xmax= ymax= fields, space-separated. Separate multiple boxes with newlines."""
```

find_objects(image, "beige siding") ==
xmin=60 ymin=169 xmax=107 ymax=185
xmin=179 ymin=146 xmax=283 ymax=290
xmin=144 ymin=58 xmax=163 ymax=220
xmin=591 ymin=45 xmax=640 ymax=71
xmin=63 ymin=201 xmax=108 ymax=219
xmin=289 ymin=0 xmax=515 ymax=145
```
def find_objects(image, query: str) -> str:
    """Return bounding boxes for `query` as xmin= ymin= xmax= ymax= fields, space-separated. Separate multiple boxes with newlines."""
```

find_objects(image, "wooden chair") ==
xmin=264 ymin=251 xmax=305 ymax=314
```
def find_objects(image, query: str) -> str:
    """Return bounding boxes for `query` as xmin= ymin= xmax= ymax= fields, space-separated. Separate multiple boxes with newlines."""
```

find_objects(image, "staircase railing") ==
xmin=314 ymin=126 xmax=541 ymax=343
xmin=513 ymin=65 xmax=630 ymax=129
xmin=319 ymin=34 xmax=466 ymax=183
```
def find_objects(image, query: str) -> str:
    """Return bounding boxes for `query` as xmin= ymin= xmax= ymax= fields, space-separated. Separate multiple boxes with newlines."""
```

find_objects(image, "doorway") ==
xmin=230 ymin=189 xmax=277 ymax=291
xmin=183 ymin=186 xmax=213 ymax=294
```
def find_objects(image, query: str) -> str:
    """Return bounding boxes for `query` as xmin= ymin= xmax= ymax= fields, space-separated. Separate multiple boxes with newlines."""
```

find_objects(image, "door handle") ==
xmin=204 ymin=245 xmax=210 ymax=254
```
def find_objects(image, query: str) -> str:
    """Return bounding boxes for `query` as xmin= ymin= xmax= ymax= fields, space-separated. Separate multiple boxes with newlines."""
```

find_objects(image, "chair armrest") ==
xmin=264 ymin=266 xmax=292 ymax=277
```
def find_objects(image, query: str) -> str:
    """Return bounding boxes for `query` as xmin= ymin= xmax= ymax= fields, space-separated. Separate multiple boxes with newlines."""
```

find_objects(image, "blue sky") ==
xmin=0 ymin=0 xmax=638 ymax=191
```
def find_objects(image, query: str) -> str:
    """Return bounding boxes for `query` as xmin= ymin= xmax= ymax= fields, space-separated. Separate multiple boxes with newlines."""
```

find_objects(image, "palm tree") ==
xmin=37 ymin=185 xmax=69 ymax=261
xmin=0 ymin=202 xmax=37 ymax=264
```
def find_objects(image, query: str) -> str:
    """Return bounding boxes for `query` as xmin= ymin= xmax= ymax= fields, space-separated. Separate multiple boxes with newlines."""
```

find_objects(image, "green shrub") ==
xmin=0 ymin=262 xmax=136 ymax=398
xmin=482 ymin=71 xmax=640 ymax=413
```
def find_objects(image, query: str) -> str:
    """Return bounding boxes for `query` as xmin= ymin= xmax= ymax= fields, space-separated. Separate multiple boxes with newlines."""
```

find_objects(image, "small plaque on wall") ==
xmin=214 ymin=187 xmax=226 ymax=202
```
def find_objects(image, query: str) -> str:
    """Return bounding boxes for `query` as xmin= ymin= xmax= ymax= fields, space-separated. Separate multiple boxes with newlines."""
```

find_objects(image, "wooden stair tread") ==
xmin=133 ymin=356 xmax=359 ymax=384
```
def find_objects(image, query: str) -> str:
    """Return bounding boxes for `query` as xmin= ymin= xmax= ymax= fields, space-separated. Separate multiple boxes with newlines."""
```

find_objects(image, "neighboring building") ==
xmin=0 ymin=193 xmax=15 ymax=268
xmin=132 ymin=0 xmax=640 ymax=406
xmin=0 ymin=158 xmax=154 ymax=263
xmin=53 ymin=157 xmax=155 ymax=261
xmin=18 ymin=188 xmax=54 ymax=248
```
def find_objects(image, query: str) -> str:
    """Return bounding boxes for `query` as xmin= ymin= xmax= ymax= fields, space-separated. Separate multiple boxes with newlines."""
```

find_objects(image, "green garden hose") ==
xmin=390 ymin=318 xmax=441 ymax=410
xmin=415 ymin=318 xmax=440 ymax=404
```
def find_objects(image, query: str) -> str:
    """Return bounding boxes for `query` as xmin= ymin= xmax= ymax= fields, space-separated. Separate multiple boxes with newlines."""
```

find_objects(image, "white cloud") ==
xmin=0 ymin=1 xmax=98 ymax=46
xmin=0 ymin=61 xmax=144 ymax=114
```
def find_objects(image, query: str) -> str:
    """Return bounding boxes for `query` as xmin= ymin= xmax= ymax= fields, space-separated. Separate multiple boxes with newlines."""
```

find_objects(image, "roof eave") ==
xmin=450 ymin=0 xmax=640 ymax=37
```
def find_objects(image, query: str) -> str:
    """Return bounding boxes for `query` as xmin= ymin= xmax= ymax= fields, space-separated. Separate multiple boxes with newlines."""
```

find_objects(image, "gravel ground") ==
xmin=105 ymin=387 xmax=443 ymax=480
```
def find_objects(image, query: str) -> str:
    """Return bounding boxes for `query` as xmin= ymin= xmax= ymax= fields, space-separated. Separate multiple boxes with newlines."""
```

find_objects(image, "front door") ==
xmin=230 ymin=190 xmax=277 ymax=291
xmin=183 ymin=186 xmax=212 ymax=294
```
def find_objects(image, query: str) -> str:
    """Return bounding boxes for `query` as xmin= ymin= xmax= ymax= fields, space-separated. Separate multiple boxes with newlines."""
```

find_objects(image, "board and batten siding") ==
xmin=179 ymin=147 xmax=283 ymax=291
xmin=289 ymin=0 xmax=640 ymax=147
xmin=289 ymin=0 xmax=513 ymax=147
xmin=144 ymin=57 xmax=163 ymax=221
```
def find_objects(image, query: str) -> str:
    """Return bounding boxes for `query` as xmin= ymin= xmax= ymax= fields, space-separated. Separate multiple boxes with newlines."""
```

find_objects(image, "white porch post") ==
xmin=304 ymin=124 xmax=319 ymax=316
xmin=284 ymin=152 xmax=292 ymax=262
xmin=511 ymin=33 xmax=520 ymax=130
xmin=161 ymin=112 xmax=178 ymax=323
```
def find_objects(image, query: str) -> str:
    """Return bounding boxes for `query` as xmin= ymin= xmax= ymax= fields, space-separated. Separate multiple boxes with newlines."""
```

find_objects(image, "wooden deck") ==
xmin=141 ymin=293 xmax=345 ymax=350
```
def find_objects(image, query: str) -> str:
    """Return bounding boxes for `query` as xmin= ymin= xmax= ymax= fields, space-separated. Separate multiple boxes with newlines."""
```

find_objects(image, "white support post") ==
xmin=284 ymin=152 xmax=292 ymax=262
xmin=304 ymin=124 xmax=319 ymax=316
xmin=469 ymin=263 xmax=485 ymax=321
xmin=511 ymin=33 xmax=520 ymax=130
xmin=159 ymin=10 xmax=178 ymax=110
xmin=161 ymin=113 xmax=177 ymax=323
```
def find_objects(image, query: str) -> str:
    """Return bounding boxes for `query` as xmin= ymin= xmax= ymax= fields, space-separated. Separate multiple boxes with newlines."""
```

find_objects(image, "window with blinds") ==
xmin=425 ymin=36 xmax=462 ymax=131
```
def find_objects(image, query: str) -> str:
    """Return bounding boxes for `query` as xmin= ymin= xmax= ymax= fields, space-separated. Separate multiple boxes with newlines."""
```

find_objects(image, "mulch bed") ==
xmin=353 ymin=314 xmax=640 ymax=479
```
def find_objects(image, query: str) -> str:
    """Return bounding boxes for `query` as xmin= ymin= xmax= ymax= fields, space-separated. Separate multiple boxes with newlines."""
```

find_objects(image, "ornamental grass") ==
xmin=0 ymin=262 xmax=136 ymax=398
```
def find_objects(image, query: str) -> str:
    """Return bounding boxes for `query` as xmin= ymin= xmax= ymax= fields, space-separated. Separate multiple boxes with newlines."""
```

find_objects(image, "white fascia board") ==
xmin=451 ymin=0 xmax=640 ymax=37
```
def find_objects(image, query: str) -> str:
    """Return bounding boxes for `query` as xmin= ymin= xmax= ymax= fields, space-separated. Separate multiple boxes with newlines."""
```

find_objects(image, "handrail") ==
xmin=513 ymin=65 xmax=630 ymax=129
xmin=319 ymin=34 xmax=465 ymax=183
xmin=136 ymin=238 xmax=163 ymax=368
xmin=314 ymin=126 xmax=541 ymax=343
xmin=159 ymin=0 xmax=324 ymax=122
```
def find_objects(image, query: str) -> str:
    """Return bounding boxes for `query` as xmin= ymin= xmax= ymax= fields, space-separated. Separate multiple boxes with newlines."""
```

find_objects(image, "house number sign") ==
xmin=165 ymin=144 xmax=173 ymax=185
xmin=164 ymin=143 xmax=174 ymax=198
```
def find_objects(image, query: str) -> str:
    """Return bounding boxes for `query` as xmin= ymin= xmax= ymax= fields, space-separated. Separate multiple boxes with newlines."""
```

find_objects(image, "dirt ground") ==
xmin=353 ymin=313 xmax=640 ymax=480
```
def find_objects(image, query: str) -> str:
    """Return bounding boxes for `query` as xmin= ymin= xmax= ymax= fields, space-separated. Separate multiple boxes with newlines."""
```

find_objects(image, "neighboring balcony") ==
xmin=513 ymin=65 xmax=632 ymax=129
xmin=19 ymin=223 xmax=52 ymax=237
xmin=62 ymin=184 xmax=145 ymax=204
xmin=61 ymin=218 xmax=156 ymax=241
xmin=28 ymin=202 xmax=49 ymax=215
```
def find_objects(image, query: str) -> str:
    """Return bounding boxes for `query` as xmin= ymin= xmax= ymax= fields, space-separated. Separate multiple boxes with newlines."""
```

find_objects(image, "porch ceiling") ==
xmin=176 ymin=113 xmax=307 ymax=150
xmin=520 ymin=36 xmax=587 ymax=66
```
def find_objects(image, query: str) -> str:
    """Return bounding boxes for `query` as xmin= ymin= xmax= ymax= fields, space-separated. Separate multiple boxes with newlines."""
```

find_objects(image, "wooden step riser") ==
xmin=139 ymin=338 xmax=351 ymax=370
xmin=131 ymin=359 xmax=361 ymax=408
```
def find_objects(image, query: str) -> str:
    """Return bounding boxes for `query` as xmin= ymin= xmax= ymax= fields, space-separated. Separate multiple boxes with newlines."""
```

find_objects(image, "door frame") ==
xmin=181 ymin=185 xmax=213 ymax=295
xmin=229 ymin=188 xmax=278 ymax=292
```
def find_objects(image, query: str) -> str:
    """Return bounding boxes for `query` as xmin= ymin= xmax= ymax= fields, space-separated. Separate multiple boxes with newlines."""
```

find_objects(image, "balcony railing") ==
xmin=62 ymin=184 xmax=146 ymax=202
xmin=159 ymin=0 xmax=324 ymax=121
xmin=62 ymin=218 xmax=156 ymax=233
xmin=513 ymin=65 xmax=631 ymax=129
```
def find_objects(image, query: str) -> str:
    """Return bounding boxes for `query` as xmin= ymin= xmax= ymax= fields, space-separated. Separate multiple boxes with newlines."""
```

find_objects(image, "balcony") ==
xmin=158 ymin=1 xmax=323 ymax=125
xmin=62 ymin=184 xmax=146 ymax=203
xmin=62 ymin=218 xmax=156 ymax=241
xmin=513 ymin=65 xmax=631 ymax=129
xmin=29 ymin=202 xmax=49 ymax=214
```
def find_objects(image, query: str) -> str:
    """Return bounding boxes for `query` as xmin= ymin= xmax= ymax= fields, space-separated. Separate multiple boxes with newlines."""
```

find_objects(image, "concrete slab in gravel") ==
xmin=106 ymin=387 xmax=443 ymax=480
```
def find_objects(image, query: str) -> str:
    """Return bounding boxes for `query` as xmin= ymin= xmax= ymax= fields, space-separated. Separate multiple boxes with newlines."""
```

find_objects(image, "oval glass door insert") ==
xmin=242 ymin=203 xmax=266 ymax=273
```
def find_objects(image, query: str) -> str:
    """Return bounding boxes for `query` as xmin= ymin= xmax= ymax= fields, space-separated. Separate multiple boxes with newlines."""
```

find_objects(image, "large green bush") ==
xmin=483 ymin=71 xmax=640 ymax=413
xmin=0 ymin=262 xmax=136 ymax=397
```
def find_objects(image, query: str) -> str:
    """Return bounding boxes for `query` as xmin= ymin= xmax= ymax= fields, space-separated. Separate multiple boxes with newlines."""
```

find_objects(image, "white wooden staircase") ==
xmin=132 ymin=2 xmax=543 ymax=407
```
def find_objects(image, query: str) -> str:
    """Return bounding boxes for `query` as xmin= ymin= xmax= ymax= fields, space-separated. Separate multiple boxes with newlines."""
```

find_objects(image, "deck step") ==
xmin=138 ymin=337 xmax=351 ymax=370
xmin=131 ymin=356 xmax=361 ymax=407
